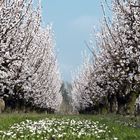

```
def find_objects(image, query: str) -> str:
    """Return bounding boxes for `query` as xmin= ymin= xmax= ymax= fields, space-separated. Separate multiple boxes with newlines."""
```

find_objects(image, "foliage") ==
xmin=59 ymin=82 xmax=74 ymax=114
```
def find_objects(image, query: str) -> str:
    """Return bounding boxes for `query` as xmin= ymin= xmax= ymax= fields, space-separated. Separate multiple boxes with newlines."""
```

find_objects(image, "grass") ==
xmin=0 ymin=113 xmax=139 ymax=140
xmin=0 ymin=113 xmax=47 ymax=130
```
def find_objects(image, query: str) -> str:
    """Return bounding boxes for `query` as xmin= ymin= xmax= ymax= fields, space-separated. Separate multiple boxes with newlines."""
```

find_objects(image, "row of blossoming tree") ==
xmin=72 ymin=0 xmax=140 ymax=115
xmin=0 ymin=0 xmax=62 ymax=112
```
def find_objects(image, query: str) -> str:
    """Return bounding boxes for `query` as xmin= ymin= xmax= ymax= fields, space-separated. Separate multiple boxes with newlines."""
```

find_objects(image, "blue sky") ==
xmin=41 ymin=0 xmax=106 ymax=81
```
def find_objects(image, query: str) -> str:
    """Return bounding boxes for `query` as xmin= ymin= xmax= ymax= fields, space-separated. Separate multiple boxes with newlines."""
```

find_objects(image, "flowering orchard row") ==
xmin=72 ymin=0 xmax=140 ymax=115
xmin=0 ymin=0 xmax=62 ymax=112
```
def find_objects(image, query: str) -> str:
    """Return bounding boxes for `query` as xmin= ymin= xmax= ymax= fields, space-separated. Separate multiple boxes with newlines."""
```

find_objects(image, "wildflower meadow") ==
xmin=0 ymin=114 xmax=140 ymax=140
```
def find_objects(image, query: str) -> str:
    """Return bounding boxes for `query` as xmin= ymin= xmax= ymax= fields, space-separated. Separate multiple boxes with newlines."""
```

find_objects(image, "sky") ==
xmin=41 ymin=0 xmax=106 ymax=81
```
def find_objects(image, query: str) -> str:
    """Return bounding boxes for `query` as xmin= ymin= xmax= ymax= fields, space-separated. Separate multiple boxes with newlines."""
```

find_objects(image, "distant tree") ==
xmin=59 ymin=82 xmax=74 ymax=114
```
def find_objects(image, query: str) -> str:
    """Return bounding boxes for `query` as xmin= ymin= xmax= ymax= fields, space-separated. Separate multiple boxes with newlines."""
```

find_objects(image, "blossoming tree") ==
xmin=72 ymin=0 xmax=140 ymax=115
xmin=0 ymin=0 xmax=62 ymax=112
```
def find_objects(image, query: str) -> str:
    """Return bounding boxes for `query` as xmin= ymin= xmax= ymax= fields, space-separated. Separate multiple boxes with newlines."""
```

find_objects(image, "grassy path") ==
xmin=0 ymin=113 xmax=139 ymax=140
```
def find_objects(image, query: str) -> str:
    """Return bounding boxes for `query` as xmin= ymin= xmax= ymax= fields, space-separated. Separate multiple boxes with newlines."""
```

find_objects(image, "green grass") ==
xmin=0 ymin=113 xmax=47 ymax=130
xmin=88 ymin=114 xmax=140 ymax=140
xmin=0 ymin=113 xmax=140 ymax=140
